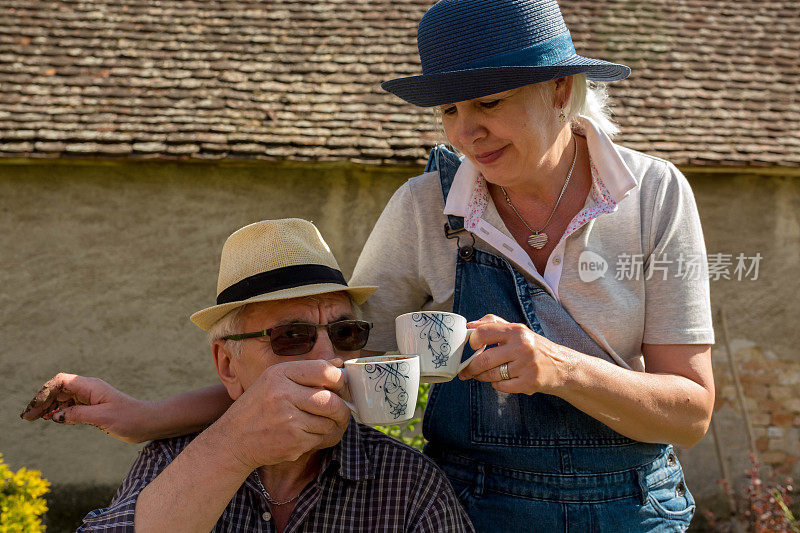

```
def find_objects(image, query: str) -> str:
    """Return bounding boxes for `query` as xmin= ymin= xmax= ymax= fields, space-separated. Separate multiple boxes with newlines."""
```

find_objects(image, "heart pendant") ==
xmin=528 ymin=233 xmax=548 ymax=249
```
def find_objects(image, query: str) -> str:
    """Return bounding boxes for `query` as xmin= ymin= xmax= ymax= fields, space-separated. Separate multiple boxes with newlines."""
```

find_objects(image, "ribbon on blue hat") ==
xmin=444 ymin=33 xmax=576 ymax=72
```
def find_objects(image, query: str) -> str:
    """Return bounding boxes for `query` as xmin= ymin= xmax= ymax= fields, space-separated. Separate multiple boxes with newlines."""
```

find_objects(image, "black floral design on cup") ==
xmin=365 ymin=362 xmax=411 ymax=419
xmin=412 ymin=313 xmax=454 ymax=368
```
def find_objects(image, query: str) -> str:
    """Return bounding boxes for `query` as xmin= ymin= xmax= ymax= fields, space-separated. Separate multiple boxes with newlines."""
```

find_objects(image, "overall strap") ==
xmin=426 ymin=144 xmax=465 ymax=232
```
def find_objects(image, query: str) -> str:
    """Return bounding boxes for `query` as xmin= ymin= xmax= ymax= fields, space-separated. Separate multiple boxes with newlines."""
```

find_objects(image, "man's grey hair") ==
xmin=206 ymin=292 xmax=360 ymax=358
xmin=207 ymin=305 xmax=248 ymax=358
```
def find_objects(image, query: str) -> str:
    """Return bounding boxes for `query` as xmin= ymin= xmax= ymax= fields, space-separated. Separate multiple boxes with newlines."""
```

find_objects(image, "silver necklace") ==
xmin=254 ymin=471 xmax=300 ymax=506
xmin=500 ymin=136 xmax=577 ymax=250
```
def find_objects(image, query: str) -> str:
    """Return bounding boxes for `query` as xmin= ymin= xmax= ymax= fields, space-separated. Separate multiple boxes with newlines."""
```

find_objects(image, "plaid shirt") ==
xmin=79 ymin=420 xmax=474 ymax=532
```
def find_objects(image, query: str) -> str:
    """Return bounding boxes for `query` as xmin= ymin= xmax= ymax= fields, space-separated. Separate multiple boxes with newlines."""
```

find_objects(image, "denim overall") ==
xmin=421 ymin=146 xmax=695 ymax=532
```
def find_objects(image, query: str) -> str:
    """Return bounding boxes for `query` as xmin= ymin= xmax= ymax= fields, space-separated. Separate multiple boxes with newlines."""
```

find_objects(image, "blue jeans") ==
xmin=431 ymin=445 xmax=694 ymax=532
xmin=421 ymin=146 xmax=695 ymax=532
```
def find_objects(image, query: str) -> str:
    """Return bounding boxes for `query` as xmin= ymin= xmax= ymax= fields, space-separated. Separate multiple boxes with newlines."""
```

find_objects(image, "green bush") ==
xmin=377 ymin=382 xmax=430 ymax=451
xmin=0 ymin=453 xmax=50 ymax=533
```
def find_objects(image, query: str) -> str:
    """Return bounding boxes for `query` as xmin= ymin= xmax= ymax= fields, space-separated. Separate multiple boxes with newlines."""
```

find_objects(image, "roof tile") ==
xmin=0 ymin=0 xmax=795 ymax=166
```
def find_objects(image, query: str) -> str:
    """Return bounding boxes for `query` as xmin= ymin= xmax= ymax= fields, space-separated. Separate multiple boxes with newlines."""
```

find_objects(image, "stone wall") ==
xmin=0 ymin=160 xmax=798 ymax=530
xmin=705 ymin=340 xmax=800 ymax=477
xmin=681 ymin=340 xmax=800 ymax=530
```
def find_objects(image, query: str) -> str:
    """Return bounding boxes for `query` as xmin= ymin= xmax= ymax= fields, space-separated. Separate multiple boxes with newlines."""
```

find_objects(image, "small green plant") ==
xmin=377 ymin=383 xmax=430 ymax=451
xmin=775 ymin=491 xmax=800 ymax=533
xmin=0 ymin=453 xmax=50 ymax=533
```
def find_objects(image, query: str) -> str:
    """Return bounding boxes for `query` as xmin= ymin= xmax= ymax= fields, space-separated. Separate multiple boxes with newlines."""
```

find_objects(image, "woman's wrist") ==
xmin=539 ymin=339 xmax=579 ymax=396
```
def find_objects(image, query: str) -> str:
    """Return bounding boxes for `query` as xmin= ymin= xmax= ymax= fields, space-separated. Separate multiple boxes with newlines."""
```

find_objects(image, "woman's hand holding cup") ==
xmin=458 ymin=314 xmax=574 ymax=395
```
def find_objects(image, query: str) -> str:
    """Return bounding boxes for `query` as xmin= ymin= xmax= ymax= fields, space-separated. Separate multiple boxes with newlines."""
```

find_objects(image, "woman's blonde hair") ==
xmin=563 ymin=74 xmax=619 ymax=137
xmin=433 ymin=74 xmax=619 ymax=148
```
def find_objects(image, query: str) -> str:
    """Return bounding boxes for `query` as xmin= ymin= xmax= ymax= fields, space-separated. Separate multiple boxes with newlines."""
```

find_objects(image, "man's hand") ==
xmin=207 ymin=359 xmax=352 ymax=471
xmin=20 ymin=373 xmax=154 ymax=443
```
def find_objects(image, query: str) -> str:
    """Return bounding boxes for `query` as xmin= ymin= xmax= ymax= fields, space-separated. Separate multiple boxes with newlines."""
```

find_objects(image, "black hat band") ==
xmin=216 ymin=264 xmax=347 ymax=305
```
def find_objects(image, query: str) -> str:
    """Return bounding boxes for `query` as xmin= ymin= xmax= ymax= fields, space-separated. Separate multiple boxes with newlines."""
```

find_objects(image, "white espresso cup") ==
xmin=395 ymin=311 xmax=485 ymax=383
xmin=342 ymin=354 xmax=420 ymax=426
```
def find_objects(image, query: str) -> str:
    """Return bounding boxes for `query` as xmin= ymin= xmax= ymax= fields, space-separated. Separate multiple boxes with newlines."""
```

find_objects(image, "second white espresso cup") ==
xmin=395 ymin=311 xmax=485 ymax=383
xmin=342 ymin=354 xmax=419 ymax=426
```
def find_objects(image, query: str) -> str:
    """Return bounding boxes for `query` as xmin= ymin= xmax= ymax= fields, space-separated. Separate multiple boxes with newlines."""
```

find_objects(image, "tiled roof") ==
xmin=0 ymin=0 xmax=797 ymax=167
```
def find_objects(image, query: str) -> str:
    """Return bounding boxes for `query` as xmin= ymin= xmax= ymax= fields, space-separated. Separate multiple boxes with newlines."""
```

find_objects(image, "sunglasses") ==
xmin=222 ymin=319 xmax=373 ymax=356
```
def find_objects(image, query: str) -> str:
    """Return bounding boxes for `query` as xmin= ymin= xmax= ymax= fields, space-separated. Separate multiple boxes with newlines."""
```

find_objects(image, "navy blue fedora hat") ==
xmin=382 ymin=0 xmax=630 ymax=107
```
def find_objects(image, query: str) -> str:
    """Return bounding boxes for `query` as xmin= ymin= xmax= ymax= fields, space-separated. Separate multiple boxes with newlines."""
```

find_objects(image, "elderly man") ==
xmin=28 ymin=219 xmax=472 ymax=532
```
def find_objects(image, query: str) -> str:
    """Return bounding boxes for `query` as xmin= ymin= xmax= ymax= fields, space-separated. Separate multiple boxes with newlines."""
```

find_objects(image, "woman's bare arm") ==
xmin=460 ymin=316 xmax=714 ymax=448
xmin=553 ymin=343 xmax=713 ymax=448
xmin=20 ymin=373 xmax=232 ymax=443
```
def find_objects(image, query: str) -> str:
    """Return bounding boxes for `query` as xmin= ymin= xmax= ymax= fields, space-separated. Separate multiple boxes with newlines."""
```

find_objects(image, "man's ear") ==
xmin=213 ymin=340 xmax=245 ymax=400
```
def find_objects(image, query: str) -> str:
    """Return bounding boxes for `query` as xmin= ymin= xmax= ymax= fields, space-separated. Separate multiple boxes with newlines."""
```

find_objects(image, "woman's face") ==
xmin=439 ymin=83 xmax=559 ymax=187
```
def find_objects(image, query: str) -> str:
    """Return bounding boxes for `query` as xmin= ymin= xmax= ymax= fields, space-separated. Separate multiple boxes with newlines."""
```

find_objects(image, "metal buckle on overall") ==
xmin=444 ymin=223 xmax=475 ymax=262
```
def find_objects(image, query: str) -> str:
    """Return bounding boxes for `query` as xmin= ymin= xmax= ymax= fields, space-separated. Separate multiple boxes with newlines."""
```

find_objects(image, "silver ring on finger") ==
xmin=499 ymin=362 xmax=510 ymax=381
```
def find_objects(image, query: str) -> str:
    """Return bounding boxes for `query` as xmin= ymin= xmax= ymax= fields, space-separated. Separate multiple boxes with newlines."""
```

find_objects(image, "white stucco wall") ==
xmin=0 ymin=161 xmax=798 ymax=527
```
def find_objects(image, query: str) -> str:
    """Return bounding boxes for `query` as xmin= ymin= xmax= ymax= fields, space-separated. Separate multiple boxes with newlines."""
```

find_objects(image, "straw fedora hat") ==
xmin=382 ymin=0 xmax=630 ymax=107
xmin=190 ymin=219 xmax=378 ymax=331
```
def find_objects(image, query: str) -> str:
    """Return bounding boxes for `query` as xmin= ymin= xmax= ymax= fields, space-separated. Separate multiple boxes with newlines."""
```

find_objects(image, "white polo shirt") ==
xmin=350 ymin=117 xmax=714 ymax=371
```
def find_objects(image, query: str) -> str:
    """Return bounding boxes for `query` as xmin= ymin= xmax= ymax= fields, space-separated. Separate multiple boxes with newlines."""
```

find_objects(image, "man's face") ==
xmin=225 ymin=292 xmax=356 ymax=392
